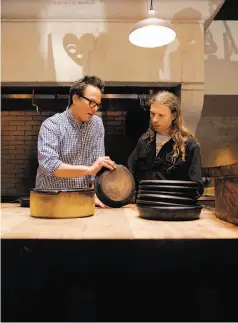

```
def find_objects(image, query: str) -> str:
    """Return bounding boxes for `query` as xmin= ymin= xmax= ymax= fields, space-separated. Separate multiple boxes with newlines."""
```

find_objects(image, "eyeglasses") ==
xmin=81 ymin=95 xmax=102 ymax=111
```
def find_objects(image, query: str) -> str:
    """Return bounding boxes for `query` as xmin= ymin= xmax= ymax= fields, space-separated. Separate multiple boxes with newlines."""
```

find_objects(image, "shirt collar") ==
xmin=66 ymin=106 xmax=83 ymax=128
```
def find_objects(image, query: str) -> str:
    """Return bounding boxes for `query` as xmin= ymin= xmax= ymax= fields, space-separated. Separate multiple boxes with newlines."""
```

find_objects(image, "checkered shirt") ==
xmin=35 ymin=108 xmax=105 ymax=189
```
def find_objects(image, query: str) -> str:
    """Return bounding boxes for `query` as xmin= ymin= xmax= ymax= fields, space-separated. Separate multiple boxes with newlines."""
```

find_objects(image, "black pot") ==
xmin=138 ymin=189 xmax=199 ymax=198
xmin=138 ymin=184 xmax=199 ymax=193
xmin=137 ymin=205 xmax=202 ymax=221
xmin=136 ymin=199 xmax=182 ymax=207
xmin=137 ymin=193 xmax=197 ymax=205
xmin=19 ymin=197 xmax=30 ymax=207
xmin=139 ymin=180 xmax=199 ymax=188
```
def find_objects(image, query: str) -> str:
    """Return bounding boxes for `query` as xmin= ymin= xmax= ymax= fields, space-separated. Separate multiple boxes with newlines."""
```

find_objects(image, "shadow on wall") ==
xmin=196 ymin=20 xmax=238 ymax=167
xmin=62 ymin=0 xmax=170 ymax=81
xmin=62 ymin=32 xmax=168 ymax=81
xmin=2 ymin=20 xmax=56 ymax=82
xmin=204 ymin=21 xmax=238 ymax=94
xmin=167 ymin=7 xmax=203 ymax=83
xmin=63 ymin=33 xmax=106 ymax=76
xmin=169 ymin=8 xmax=204 ymax=135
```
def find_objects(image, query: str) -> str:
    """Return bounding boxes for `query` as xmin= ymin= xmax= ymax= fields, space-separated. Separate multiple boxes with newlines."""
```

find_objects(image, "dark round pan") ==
xmin=137 ymin=205 xmax=202 ymax=221
xmin=138 ymin=185 xmax=198 ymax=193
xmin=19 ymin=197 xmax=30 ymax=207
xmin=137 ymin=193 xmax=197 ymax=205
xmin=138 ymin=189 xmax=198 ymax=198
xmin=94 ymin=165 xmax=135 ymax=208
xmin=139 ymin=180 xmax=199 ymax=188
xmin=136 ymin=199 xmax=183 ymax=207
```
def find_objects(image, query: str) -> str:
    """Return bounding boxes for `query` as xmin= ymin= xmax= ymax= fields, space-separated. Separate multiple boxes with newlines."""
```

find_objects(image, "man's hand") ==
xmin=95 ymin=195 xmax=108 ymax=208
xmin=88 ymin=156 xmax=116 ymax=176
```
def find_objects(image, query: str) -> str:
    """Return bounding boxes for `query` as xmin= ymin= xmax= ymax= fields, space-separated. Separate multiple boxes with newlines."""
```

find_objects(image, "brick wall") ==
xmin=1 ymin=110 xmax=129 ymax=198
xmin=99 ymin=111 xmax=126 ymax=135
xmin=101 ymin=110 xmax=138 ymax=168
xmin=196 ymin=95 xmax=238 ymax=167
xmin=2 ymin=98 xmax=237 ymax=198
xmin=197 ymin=117 xmax=238 ymax=167
xmin=1 ymin=111 xmax=54 ymax=197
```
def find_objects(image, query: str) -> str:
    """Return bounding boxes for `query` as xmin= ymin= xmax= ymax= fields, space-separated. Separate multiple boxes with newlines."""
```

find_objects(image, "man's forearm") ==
xmin=54 ymin=163 xmax=91 ymax=178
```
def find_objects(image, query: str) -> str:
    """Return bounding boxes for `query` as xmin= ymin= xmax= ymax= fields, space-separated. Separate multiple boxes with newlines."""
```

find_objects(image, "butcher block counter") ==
xmin=2 ymin=202 xmax=238 ymax=322
xmin=1 ymin=202 xmax=238 ymax=239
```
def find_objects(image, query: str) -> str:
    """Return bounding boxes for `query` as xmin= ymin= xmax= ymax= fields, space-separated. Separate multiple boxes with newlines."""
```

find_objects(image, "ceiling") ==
xmin=1 ymin=0 xmax=237 ymax=24
xmin=1 ymin=0 xmax=231 ymax=22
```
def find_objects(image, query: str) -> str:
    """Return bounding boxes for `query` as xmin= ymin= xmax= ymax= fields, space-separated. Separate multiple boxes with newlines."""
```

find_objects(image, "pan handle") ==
xmin=31 ymin=189 xmax=61 ymax=195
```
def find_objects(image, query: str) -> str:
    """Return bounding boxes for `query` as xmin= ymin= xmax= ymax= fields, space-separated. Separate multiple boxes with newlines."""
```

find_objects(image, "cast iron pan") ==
xmin=137 ymin=193 xmax=197 ymax=205
xmin=138 ymin=185 xmax=199 ymax=193
xmin=139 ymin=180 xmax=199 ymax=188
xmin=138 ymin=189 xmax=198 ymax=198
xmin=31 ymin=188 xmax=95 ymax=194
xmin=137 ymin=205 xmax=202 ymax=221
xmin=94 ymin=165 xmax=136 ymax=208
xmin=19 ymin=197 xmax=30 ymax=207
xmin=136 ymin=199 xmax=183 ymax=207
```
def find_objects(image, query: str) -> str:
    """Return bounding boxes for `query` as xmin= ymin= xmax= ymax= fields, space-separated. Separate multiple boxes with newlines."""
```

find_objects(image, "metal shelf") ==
xmin=2 ymin=93 xmax=152 ymax=100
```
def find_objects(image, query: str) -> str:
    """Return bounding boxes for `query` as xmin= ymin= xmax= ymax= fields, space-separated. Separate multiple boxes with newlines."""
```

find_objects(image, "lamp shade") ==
xmin=129 ymin=12 xmax=176 ymax=48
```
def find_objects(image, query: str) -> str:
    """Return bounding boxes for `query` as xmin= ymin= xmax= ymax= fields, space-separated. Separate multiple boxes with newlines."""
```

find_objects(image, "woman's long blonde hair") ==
xmin=144 ymin=90 xmax=198 ymax=165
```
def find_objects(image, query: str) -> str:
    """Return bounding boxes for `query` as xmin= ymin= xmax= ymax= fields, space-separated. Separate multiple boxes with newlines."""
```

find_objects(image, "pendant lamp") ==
xmin=129 ymin=0 xmax=176 ymax=48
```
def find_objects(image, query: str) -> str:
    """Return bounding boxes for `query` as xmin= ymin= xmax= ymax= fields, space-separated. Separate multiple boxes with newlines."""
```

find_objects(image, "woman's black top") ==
xmin=128 ymin=135 xmax=204 ymax=196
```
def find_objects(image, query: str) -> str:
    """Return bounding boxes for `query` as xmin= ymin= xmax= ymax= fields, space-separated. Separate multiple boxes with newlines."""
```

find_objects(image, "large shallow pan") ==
xmin=94 ymin=165 xmax=135 ymax=208
xmin=137 ymin=205 xmax=202 ymax=221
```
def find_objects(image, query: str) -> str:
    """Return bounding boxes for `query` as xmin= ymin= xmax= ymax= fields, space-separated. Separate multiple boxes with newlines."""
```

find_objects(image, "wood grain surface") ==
xmin=1 ymin=203 xmax=238 ymax=239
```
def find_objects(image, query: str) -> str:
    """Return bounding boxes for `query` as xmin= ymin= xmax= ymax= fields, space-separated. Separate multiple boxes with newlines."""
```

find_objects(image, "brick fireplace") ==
xmin=1 ymin=84 xmax=179 ymax=198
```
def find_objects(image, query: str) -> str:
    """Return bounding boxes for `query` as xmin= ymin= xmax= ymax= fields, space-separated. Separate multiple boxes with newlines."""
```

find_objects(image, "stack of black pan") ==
xmin=136 ymin=180 xmax=203 ymax=221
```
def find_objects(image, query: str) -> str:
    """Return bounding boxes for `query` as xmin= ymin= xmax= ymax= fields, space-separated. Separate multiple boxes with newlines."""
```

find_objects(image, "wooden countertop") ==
xmin=1 ymin=203 xmax=238 ymax=239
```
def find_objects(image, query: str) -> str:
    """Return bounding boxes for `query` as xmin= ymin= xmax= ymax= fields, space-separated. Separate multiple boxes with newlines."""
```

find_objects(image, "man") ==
xmin=128 ymin=90 xmax=204 ymax=196
xmin=35 ymin=75 xmax=116 ymax=207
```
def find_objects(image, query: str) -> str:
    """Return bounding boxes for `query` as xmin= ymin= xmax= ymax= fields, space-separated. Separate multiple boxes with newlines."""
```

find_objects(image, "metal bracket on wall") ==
xmin=1 ymin=92 xmax=153 ymax=112
xmin=32 ymin=89 xmax=40 ymax=113
xmin=2 ymin=93 xmax=153 ymax=100
xmin=139 ymin=94 xmax=150 ymax=110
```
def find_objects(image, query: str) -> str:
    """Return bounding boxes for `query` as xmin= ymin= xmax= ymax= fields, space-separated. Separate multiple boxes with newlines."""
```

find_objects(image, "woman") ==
xmin=128 ymin=91 xmax=204 ymax=196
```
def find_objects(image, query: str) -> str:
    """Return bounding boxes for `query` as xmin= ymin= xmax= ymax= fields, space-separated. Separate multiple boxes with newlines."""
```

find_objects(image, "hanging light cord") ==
xmin=150 ymin=0 xmax=153 ymax=10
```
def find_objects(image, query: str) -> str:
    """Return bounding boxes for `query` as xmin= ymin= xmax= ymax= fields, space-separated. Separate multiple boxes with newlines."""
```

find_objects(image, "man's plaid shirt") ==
xmin=35 ymin=108 xmax=105 ymax=189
